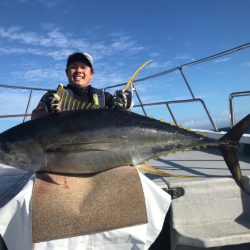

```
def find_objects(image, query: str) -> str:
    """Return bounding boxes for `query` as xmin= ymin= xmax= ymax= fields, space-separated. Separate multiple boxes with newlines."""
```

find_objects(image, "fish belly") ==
xmin=43 ymin=150 xmax=132 ymax=174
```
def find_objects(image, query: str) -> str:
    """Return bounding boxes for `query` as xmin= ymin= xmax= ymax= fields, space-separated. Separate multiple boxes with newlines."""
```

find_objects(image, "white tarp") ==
xmin=0 ymin=172 xmax=171 ymax=250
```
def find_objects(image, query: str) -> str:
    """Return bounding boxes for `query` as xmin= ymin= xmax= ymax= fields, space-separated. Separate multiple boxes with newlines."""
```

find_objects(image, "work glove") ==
xmin=112 ymin=90 xmax=132 ymax=110
xmin=44 ymin=92 xmax=61 ymax=113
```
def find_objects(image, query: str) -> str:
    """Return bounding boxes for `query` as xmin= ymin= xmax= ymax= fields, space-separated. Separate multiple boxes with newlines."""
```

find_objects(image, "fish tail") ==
xmin=219 ymin=114 xmax=250 ymax=194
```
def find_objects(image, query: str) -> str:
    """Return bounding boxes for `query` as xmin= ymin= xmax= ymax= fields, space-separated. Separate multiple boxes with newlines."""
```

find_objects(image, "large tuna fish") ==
xmin=0 ymin=109 xmax=249 ymax=194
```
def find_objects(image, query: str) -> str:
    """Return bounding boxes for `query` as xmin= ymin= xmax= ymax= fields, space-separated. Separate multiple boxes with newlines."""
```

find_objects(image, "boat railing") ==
xmin=0 ymin=84 xmax=52 ymax=122
xmin=0 ymin=42 xmax=250 ymax=131
xmin=133 ymin=98 xmax=218 ymax=131
xmin=229 ymin=90 xmax=250 ymax=127
xmin=104 ymin=42 xmax=250 ymax=132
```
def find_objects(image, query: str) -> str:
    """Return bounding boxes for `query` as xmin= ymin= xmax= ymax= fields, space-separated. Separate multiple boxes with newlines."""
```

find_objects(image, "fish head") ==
xmin=0 ymin=140 xmax=45 ymax=172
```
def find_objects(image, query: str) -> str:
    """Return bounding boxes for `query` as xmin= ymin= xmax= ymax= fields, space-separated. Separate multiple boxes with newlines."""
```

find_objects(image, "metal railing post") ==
xmin=134 ymin=98 xmax=218 ymax=131
xmin=23 ymin=89 xmax=33 ymax=123
xmin=229 ymin=95 xmax=234 ymax=128
xmin=0 ymin=42 xmax=250 ymax=133
xmin=133 ymin=88 xmax=147 ymax=116
xmin=165 ymin=104 xmax=178 ymax=125
xmin=229 ymin=91 xmax=250 ymax=127
xmin=178 ymin=67 xmax=195 ymax=99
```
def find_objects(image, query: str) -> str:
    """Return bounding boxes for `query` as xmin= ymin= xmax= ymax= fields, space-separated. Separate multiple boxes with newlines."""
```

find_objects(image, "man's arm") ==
xmin=31 ymin=103 xmax=48 ymax=120
xmin=31 ymin=93 xmax=49 ymax=120
xmin=31 ymin=92 xmax=61 ymax=120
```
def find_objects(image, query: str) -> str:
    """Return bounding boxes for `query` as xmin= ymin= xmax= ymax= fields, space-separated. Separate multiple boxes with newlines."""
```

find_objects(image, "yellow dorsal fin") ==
xmin=123 ymin=60 xmax=153 ymax=92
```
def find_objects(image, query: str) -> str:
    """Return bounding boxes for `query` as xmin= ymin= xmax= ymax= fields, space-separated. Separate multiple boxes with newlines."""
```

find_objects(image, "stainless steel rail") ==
xmin=105 ymin=66 xmax=218 ymax=130
xmin=0 ymin=42 xmax=250 ymax=131
xmin=104 ymin=43 xmax=250 ymax=131
xmin=0 ymin=85 xmax=52 ymax=120
xmin=229 ymin=91 xmax=250 ymax=127
xmin=133 ymin=98 xmax=218 ymax=131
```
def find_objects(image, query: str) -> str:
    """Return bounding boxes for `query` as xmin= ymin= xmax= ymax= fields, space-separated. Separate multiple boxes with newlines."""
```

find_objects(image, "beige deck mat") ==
xmin=32 ymin=166 xmax=147 ymax=242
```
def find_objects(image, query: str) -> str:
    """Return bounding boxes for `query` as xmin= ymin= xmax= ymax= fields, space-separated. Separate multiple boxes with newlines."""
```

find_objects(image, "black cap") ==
xmin=66 ymin=52 xmax=94 ymax=70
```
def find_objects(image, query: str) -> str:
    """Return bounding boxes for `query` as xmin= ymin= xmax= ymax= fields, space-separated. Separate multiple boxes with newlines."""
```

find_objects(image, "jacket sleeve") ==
xmin=31 ymin=91 xmax=54 ymax=119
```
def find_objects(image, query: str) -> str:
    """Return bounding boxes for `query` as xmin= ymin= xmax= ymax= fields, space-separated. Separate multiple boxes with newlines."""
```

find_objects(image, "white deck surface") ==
xmin=145 ymin=147 xmax=250 ymax=249
xmin=146 ymin=147 xmax=250 ymax=187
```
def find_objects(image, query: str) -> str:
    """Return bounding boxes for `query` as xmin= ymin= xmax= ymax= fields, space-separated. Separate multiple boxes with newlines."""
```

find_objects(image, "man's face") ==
xmin=66 ymin=61 xmax=94 ymax=88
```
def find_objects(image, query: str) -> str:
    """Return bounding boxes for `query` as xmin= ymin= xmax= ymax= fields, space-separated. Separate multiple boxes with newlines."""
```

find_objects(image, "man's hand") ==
xmin=112 ymin=90 xmax=132 ymax=109
xmin=45 ymin=92 xmax=62 ymax=113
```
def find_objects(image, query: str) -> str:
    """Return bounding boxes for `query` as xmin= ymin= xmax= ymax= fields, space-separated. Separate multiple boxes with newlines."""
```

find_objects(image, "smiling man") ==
xmin=31 ymin=52 xmax=131 ymax=119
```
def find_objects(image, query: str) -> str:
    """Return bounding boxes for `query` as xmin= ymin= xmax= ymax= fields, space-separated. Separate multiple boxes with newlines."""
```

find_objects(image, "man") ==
xmin=31 ymin=52 xmax=131 ymax=119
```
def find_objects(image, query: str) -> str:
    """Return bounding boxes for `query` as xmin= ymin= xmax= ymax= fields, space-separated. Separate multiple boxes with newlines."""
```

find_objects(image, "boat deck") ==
xmin=1 ymin=146 xmax=250 ymax=250
xmin=146 ymin=146 xmax=250 ymax=250
xmin=146 ymin=146 xmax=250 ymax=188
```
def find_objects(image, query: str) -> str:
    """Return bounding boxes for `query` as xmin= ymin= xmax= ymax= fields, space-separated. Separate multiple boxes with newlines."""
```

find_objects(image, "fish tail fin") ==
xmin=219 ymin=114 xmax=250 ymax=194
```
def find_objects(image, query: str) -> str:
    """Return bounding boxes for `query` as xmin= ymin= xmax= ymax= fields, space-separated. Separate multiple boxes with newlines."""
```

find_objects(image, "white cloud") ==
xmin=10 ymin=67 xmax=66 ymax=85
xmin=93 ymin=69 xmax=128 ymax=89
xmin=0 ymin=26 xmax=145 ymax=61
xmin=0 ymin=26 xmax=41 ymax=45
xmin=110 ymin=34 xmax=144 ymax=54
xmin=175 ymin=55 xmax=195 ymax=62
xmin=0 ymin=88 xmax=44 ymax=115
xmin=214 ymin=57 xmax=230 ymax=63
xmin=17 ymin=0 xmax=65 ymax=8
xmin=150 ymin=52 xmax=160 ymax=57
xmin=180 ymin=109 xmax=232 ymax=130
xmin=242 ymin=61 xmax=250 ymax=67
xmin=148 ymin=61 xmax=171 ymax=69
xmin=0 ymin=26 xmax=72 ymax=48
xmin=0 ymin=46 xmax=44 ymax=55
xmin=166 ymin=37 xmax=174 ymax=41
xmin=46 ymin=49 xmax=74 ymax=60
xmin=184 ymin=41 xmax=191 ymax=46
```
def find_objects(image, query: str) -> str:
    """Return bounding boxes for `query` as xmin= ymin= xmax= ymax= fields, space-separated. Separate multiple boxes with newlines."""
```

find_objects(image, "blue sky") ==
xmin=0 ymin=0 xmax=250 ymax=131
